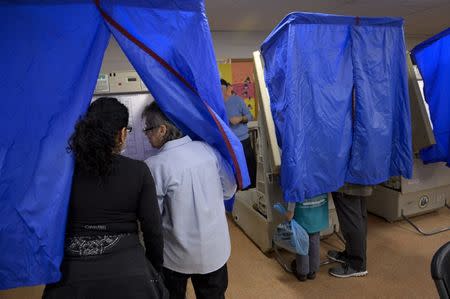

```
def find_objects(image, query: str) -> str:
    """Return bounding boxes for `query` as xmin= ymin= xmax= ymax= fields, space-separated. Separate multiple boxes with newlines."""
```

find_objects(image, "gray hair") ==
xmin=141 ymin=101 xmax=183 ymax=145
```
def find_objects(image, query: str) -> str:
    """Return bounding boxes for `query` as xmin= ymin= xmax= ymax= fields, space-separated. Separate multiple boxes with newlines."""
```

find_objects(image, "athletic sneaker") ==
xmin=327 ymin=250 xmax=347 ymax=264
xmin=329 ymin=264 xmax=368 ymax=278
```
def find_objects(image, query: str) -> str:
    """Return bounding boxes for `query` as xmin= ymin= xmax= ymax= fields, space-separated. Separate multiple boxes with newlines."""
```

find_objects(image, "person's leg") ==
xmin=360 ymin=196 xmax=368 ymax=270
xmin=308 ymin=232 xmax=321 ymax=277
xmin=332 ymin=194 xmax=366 ymax=270
xmin=162 ymin=267 xmax=190 ymax=299
xmin=294 ymin=254 xmax=309 ymax=280
xmin=241 ymin=138 xmax=256 ymax=188
xmin=191 ymin=264 xmax=228 ymax=299
xmin=329 ymin=192 xmax=349 ymax=263
xmin=329 ymin=194 xmax=368 ymax=277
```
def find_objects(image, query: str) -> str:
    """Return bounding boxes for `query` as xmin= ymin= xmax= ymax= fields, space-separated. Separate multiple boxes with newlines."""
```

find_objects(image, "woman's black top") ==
xmin=66 ymin=154 xmax=163 ymax=271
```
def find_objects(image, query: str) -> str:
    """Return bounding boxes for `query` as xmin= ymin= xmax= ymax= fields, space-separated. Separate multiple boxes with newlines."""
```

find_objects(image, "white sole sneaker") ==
xmin=329 ymin=270 xmax=368 ymax=278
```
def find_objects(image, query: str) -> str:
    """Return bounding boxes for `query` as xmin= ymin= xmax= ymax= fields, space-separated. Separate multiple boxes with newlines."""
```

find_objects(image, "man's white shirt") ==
xmin=145 ymin=136 xmax=236 ymax=274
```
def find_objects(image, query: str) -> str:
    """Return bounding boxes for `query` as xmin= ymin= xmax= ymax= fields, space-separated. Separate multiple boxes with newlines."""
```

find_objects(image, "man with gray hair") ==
xmin=142 ymin=102 xmax=236 ymax=299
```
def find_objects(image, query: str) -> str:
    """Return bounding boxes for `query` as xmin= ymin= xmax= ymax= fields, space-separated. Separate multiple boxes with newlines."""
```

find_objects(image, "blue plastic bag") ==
xmin=273 ymin=203 xmax=309 ymax=255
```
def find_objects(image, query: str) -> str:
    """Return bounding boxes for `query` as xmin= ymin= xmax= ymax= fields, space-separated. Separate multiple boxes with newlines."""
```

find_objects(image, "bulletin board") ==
xmin=218 ymin=58 xmax=258 ymax=118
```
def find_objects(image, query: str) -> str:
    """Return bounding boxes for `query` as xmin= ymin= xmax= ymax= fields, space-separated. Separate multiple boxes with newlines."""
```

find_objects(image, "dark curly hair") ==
xmin=68 ymin=97 xmax=129 ymax=177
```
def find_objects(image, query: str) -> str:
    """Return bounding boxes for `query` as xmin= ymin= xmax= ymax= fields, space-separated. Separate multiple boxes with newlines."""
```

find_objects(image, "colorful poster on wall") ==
xmin=218 ymin=59 xmax=258 ymax=119
xmin=218 ymin=63 xmax=232 ymax=84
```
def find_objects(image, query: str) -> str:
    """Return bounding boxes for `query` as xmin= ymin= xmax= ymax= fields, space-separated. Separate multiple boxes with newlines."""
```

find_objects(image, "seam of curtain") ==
xmin=93 ymin=0 xmax=244 ymax=189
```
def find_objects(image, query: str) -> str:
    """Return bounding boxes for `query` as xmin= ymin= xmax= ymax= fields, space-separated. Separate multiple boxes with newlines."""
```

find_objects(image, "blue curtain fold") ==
xmin=0 ymin=0 xmax=248 ymax=289
xmin=98 ymin=0 xmax=249 ymax=189
xmin=261 ymin=12 xmax=413 ymax=202
xmin=0 ymin=1 xmax=110 ymax=289
xmin=411 ymin=28 xmax=450 ymax=166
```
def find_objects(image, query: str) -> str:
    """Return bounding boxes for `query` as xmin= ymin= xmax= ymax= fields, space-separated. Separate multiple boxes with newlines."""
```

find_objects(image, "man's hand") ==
xmin=285 ymin=211 xmax=294 ymax=221
xmin=229 ymin=116 xmax=243 ymax=125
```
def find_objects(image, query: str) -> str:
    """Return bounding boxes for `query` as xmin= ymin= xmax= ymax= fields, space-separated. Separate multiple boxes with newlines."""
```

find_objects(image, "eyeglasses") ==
xmin=126 ymin=126 xmax=132 ymax=133
xmin=143 ymin=125 xmax=158 ymax=133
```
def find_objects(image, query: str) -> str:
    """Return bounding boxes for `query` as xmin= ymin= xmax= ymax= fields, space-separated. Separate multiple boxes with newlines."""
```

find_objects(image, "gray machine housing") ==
xmin=367 ymin=160 xmax=450 ymax=222
xmin=366 ymin=55 xmax=450 ymax=223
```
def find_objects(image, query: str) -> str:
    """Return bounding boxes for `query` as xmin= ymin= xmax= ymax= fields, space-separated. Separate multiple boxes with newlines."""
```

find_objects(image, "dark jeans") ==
xmin=295 ymin=232 xmax=320 ymax=275
xmin=332 ymin=192 xmax=368 ymax=271
xmin=162 ymin=264 xmax=228 ymax=299
xmin=241 ymin=137 xmax=256 ymax=189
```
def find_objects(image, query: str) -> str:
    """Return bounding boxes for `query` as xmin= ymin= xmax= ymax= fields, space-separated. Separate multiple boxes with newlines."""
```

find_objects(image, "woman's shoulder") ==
xmin=114 ymin=155 xmax=147 ymax=171
xmin=113 ymin=156 xmax=153 ymax=186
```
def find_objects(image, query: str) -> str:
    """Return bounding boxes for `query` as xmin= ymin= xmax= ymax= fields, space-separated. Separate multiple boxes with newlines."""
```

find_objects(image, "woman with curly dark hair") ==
xmin=43 ymin=97 xmax=168 ymax=299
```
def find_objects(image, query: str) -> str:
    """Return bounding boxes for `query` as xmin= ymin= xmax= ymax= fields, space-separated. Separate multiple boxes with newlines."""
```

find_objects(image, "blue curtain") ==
xmin=0 ymin=1 xmax=110 ymax=289
xmin=261 ymin=12 xmax=413 ymax=202
xmin=0 ymin=0 xmax=248 ymax=289
xmin=411 ymin=28 xmax=450 ymax=166
xmin=97 ymin=0 xmax=250 ymax=189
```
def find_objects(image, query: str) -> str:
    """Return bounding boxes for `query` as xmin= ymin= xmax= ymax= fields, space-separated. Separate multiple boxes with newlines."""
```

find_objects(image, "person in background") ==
xmin=220 ymin=78 xmax=256 ymax=189
xmin=327 ymin=184 xmax=372 ymax=278
xmin=43 ymin=97 xmax=167 ymax=298
xmin=142 ymin=102 xmax=236 ymax=299
xmin=285 ymin=194 xmax=329 ymax=281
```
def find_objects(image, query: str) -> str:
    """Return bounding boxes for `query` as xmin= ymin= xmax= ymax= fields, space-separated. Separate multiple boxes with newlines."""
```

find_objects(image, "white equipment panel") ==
xmin=109 ymin=71 xmax=142 ymax=93
xmin=94 ymin=71 xmax=148 ymax=94
xmin=94 ymin=74 xmax=109 ymax=93
xmin=93 ymin=71 xmax=157 ymax=161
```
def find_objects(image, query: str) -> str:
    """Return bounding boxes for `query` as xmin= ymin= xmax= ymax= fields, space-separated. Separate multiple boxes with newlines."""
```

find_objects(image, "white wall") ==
xmin=99 ymin=31 xmax=431 ymax=73
xmin=100 ymin=37 xmax=133 ymax=74
xmin=100 ymin=31 xmax=268 ymax=73
xmin=405 ymin=36 xmax=429 ymax=50
xmin=211 ymin=31 xmax=269 ymax=60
